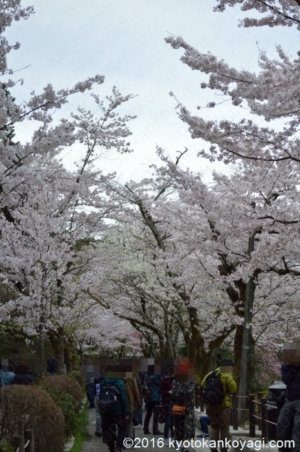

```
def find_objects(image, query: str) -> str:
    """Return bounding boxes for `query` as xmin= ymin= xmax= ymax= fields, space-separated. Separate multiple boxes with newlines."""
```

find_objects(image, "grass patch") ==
xmin=68 ymin=403 xmax=91 ymax=452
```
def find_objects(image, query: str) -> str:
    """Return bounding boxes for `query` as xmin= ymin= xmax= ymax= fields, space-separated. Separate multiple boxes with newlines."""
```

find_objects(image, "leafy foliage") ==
xmin=41 ymin=375 xmax=83 ymax=412
xmin=67 ymin=370 xmax=85 ymax=388
xmin=47 ymin=390 xmax=78 ymax=438
xmin=0 ymin=385 xmax=64 ymax=452
xmin=69 ymin=403 xmax=91 ymax=452
xmin=0 ymin=441 xmax=14 ymax=452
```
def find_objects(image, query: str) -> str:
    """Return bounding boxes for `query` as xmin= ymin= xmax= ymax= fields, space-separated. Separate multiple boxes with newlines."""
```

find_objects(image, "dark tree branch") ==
xmin=256 ymin=0 xmax=300 ymax=25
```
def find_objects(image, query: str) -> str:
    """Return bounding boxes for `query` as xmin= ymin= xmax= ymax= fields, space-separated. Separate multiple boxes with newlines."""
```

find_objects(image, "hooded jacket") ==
xmin=201 ymin=368 xmax=237 ymax=408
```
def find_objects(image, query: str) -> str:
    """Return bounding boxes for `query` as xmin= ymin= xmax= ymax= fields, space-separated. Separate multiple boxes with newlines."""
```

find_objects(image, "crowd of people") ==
xmin=86 ymin=353 xmax=300 ymax=452
xmin=85 ymin=358 xmax=237 ymax=452
xmin=1 ymin=348 xmax=299 ymax=452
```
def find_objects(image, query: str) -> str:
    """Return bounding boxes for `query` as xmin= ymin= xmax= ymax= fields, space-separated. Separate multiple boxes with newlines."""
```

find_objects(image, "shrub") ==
xmin=47 ymin=390 xmax=78 ymax=437
xmin=69 ymin=403 xmax=91 ymax=452
xmin=41 ymin=375 xmax=83 ymax=438
xmin=0 ymin=441 xmax=14 ymax=452
xmin=67 ymin=370 xmax=84 ymax=388
xmin=0 ymin=385 xmax=64 ymax=452
xmin=41 ymin=375 xmax=83 ymax=412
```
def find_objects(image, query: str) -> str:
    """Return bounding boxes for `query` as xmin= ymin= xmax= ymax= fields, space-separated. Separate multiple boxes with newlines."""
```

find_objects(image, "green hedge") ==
xmin=67 ymin=370 xmax=84 ymax=388
xmin=0 ymin=441 xmax=14 ymax=452
xmin=41 ymin=375 xmax=83 ymax=412
xmin=47 ymin=390 xmax=78 ymax=438
xmin=69 ymin=403 xmax=91 ymax=452
xmin=40 ymin=375 xmax=83 ymax=438
xmin=0 ymin=385 xmax=64 ymax=452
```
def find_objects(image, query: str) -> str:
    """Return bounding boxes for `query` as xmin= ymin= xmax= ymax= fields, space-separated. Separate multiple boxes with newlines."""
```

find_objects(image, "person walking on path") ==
xmin=159 ymin=367 xmax=174 ymax=443
xmin=85 ymin=377 xmax=96 ymax=409
xmin=201 ymin=359 xmax=237 ymax=452
xmin=143 ymin=365 xmax=161 ymax=435
xmin=277 ymin=344 xmax=300 ymax=452
xmin=134 ymin=371 xmax=144 ymax=427
xmin=100 ymin=368 xmax=131 ymax=452
xmin=124 ymin=371 xmax=142 ymax=439
xmin=94 ymin=376 xmax=103 ymax=437
xmin=171 ymin=358 xmax=195 ymax=451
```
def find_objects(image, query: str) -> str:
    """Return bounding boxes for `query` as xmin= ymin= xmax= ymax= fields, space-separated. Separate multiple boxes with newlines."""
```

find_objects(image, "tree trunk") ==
xmin=64 ymin=340 xmax=79 ymax=372
xmin=234 ymin=325 xmax=244 ymax=385
xmin=185 ymin=306 xmax=204 ymax=373
xmin=186 ymin=305 xmax=232 ymax=379
xmin=49 ymin=328 xmax=66 ymax=374
xmin=37 ymin=326 xmax=47 ymax=378
xmin=164 ymin=310 xmax=176 ymax=359
xmin=238 ymin=234 xmax=256 ymax=425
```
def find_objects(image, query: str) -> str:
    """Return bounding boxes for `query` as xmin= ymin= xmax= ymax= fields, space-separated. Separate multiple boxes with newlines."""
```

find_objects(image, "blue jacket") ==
xmin=281 ymin=364 xmax=300 ymax=401
xmin=145 ymin=374 xmax=161 ymax=403
xmin=101 ymin=378 xmax=130 ymax=416
xmin=0 ymin=370 xmax=15 ymax=387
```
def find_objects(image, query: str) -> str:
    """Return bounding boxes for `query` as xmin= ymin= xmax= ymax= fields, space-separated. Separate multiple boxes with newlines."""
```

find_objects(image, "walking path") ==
xmin=81 ymin=409 xmax=211 ymax=452
xmin=81 ymin=409 xmax=277 ymax=452
xmin=81 ymin=408 xmax=103 ymax=452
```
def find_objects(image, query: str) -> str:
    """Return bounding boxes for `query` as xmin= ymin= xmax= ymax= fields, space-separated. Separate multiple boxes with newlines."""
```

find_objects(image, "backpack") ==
xmin=201 ymin=370 xmax=224 ymax=405
xmin=98 ymin=383 xmax=120 ymax=414
xmin=141 ymin=384 xmax=152 ymax=400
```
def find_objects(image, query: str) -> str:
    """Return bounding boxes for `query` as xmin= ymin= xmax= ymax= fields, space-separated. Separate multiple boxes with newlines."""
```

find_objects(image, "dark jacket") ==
xmin=145 ymin=374 xmax=161 ymax=403
xmin=159 ymin=375 xmax=173 ymax=415
xmin=101 ymin=377 xmax=130 ymax=416
xmin=281 ymin=363 xmax=300 ymax=401
xmin=171 ymin=380 xmax=195 ymax=439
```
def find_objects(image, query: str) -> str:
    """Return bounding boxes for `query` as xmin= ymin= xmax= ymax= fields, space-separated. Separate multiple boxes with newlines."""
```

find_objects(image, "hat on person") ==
xmin=218 ymin=359 xmax=234 ymax=367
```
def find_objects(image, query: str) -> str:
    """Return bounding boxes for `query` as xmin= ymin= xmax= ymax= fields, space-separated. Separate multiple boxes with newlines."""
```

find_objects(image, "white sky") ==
xmin=5 ymin=0 xmax=298 ymax=184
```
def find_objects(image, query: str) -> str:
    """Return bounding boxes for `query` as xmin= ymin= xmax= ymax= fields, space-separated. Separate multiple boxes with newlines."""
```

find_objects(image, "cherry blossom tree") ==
xmin=1 ymin=0 xmax=299 ymax=381
xmin=172 ymin=158 xmax=298 ymax=390
xmin=0 ymin=0 xmax=136 ymax=374
xmin=165 ymin=1 xmax=300 ymax=165
xmin=91 ymin=148 xmax=299 ymax=379
xmin=164 ymin=0 xmax=299 ymax=412
xmin=215 ymin=1 xmax=300 ymax=28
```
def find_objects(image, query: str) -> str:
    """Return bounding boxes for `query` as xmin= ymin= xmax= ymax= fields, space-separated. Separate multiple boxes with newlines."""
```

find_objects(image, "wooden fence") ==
xmin=229 ymin=393 xmax=279 ymax=439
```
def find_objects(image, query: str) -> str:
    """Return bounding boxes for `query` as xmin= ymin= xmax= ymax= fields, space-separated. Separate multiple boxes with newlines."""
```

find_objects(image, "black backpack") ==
xmin=201 ymin=370 xmax=224 ymax=405
xmin=142 ymin=384 xmax=152 ymax=400
xmin=98 ymin=383 xmax=120 ymax=414
xmin=142 ymin=376 xmax=155 ymax=400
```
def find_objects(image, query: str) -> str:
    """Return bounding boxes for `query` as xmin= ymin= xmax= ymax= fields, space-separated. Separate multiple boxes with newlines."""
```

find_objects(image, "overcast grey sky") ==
xmin=6 ymin=0 xmax=298 ymax=183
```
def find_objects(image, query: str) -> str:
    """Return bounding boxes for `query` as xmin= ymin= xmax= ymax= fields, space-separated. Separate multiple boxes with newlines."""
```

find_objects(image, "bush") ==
xmin=41 ymin=375 xmax=83 ymax=438
xmin=47 ymin=390 xmax=78 ymax=437
xmin=0 ymin=441 xmax=14 ymax=452
xmin=41 ymin=375 xmax=83 ymax=412
xmin=69 ymin=403 xmax=91 ymax=452
xmin=67 ymin=370 xmax=84 ymax=388
xmin=0 ymin=385 xmax=64 ymax=452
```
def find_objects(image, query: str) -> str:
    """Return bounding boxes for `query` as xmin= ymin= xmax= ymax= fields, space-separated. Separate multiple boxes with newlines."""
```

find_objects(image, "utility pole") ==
xmin=238 ymin=233 xmax=256 ymax=425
